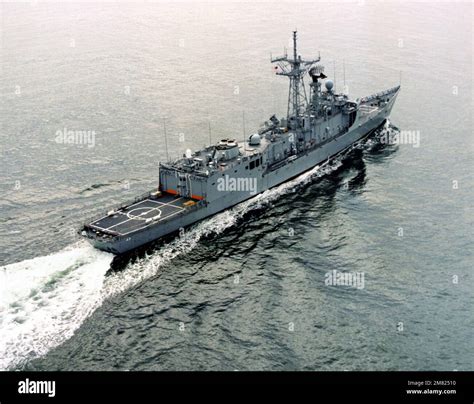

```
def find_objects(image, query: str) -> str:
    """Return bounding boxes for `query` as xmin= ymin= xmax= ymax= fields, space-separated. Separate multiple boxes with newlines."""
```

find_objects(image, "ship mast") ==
xmin=271 ymin=31 xmax=320 ymax=129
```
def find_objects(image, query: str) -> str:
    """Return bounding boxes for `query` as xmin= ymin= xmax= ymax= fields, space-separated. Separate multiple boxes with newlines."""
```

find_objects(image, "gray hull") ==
xmin=88 ymin=97 xmax=394 ymax=255
xmin=82 ymin=33 xmax=400 ymax=255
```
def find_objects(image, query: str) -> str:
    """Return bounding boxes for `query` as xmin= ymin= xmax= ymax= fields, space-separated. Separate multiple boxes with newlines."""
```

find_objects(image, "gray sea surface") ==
xmin=0 ymin=1 xmax=472 ymax=370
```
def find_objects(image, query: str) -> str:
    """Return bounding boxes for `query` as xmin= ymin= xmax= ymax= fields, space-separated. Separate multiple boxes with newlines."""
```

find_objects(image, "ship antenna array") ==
xmin=343 ymin=59 xmax=346 ymax=86
xmin=208 ymin=120 xmax=212 ymax=145
xmin=163 ymin=117 xmax=169 ymax=162
xmin=242 ymin=111 xmax=246 ymax=144
xmin=343 ymin=59 xmax=346 ymax=93
xmin=271 ymin=31 xmax=321 ymax=127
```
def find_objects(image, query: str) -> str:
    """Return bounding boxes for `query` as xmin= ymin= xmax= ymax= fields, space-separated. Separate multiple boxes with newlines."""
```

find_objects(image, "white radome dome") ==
xmin=325 ymin=80 xmax=334 ymax=91
xmin=249 ymin=133 xmax=261 ymax=145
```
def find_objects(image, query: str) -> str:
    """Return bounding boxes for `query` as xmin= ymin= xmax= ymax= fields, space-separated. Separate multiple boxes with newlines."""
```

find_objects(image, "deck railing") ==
xmin=360 ymin=85 xmax=400 ymax=104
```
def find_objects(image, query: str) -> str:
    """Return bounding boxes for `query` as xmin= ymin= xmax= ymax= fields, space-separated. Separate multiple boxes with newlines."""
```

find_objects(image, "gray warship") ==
xmin=81 ymin=32 xmax=400 ymax=254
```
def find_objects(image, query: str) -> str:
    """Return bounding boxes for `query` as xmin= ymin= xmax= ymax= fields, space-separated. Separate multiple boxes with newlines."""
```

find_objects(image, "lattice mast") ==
xmin=271 ymin=31 xmax=320 ymax=128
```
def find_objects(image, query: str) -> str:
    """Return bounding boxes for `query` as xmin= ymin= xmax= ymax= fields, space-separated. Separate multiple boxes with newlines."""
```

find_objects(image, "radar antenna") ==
xmin=271 ymin=31 xmax=320 ymax=128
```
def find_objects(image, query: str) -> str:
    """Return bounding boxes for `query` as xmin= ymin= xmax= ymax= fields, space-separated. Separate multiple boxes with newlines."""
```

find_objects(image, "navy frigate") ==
xmin=81 ymin=32 xmax=400 ymax=254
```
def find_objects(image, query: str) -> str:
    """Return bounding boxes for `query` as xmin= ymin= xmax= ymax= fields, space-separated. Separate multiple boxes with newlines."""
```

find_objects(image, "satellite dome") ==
xmin=325 ymin=80 xmax=334 ymax=91
xmin=249 ymin=133 xmax=261 ymax=145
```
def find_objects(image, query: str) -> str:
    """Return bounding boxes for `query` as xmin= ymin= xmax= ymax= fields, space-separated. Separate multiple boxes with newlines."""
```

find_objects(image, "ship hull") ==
xmin=86 ymin=97 xmax=395 ymax=255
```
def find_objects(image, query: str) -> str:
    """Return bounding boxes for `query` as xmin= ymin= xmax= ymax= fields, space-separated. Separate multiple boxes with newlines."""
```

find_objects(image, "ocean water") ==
xmin=0 ymin=1 xmax=472 ymax=371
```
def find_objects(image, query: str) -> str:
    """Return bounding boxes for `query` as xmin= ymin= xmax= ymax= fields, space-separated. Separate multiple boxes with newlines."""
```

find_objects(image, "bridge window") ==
xmin=250 ymin=161 xmax=255 ymax=169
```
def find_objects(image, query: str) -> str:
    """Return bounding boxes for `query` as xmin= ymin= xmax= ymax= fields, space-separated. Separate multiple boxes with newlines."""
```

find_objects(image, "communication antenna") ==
xmin=333 ymin=60 xmax=336 ymax=93
xmin=271 ymin=31 xmax=320 ymax=127
xmin=242 ymin=111 xmax=246 ymax=144
xmin=343 ymin=59 xmax=346 ymax=90
xmin=399 ymin=70 xmax=402 ymax=85
xmin=163 ymin=117 xmax=169 ymax=162
xmin=208 ymin=120 xmax=212 ymax=146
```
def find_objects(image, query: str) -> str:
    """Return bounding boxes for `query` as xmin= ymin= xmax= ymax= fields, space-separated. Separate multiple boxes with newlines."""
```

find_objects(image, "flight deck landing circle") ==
xmin=127 ymin=206 xmax=162 ymax=220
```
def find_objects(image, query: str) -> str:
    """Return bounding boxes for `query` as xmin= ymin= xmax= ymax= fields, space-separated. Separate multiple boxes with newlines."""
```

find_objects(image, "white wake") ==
xmin=0 ymin=243 xmax=113 ymax=370
xmin=0 ymin=124 xmax=394 ymax=370
xmin=101 ymin=154 xmax=342 ymax=298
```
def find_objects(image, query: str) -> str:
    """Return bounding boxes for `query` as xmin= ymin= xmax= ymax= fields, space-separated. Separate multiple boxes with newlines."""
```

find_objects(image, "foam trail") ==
xmin=102 ymin=151 xmax=344 ymax=298
xmin=102 ymin=124 xmax=397 ymax=296
xmin=0 ymin=123 xmax=395 ymax=370
xmin=0 ymin=242 xmax=113 ymax=370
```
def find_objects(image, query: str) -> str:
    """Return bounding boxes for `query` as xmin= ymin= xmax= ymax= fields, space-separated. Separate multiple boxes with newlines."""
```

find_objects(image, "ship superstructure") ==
xmin=82 ymin=32 xmax=400 ymax=254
